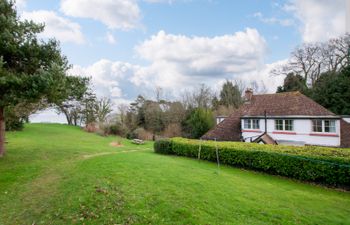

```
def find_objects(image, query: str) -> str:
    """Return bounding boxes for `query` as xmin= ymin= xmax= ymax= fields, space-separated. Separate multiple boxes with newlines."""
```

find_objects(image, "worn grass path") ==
xmin=0 ymin=123 xmax=349 ymax=224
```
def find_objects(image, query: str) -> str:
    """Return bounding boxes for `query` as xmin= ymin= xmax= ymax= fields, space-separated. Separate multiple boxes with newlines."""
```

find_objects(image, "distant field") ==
xmin=0 ymin=124 xmax=349 ymax=224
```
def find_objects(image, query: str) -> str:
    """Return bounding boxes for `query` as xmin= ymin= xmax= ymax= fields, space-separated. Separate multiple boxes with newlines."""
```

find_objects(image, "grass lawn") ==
xmin=0 ymin=124 xmax=349 ymax=224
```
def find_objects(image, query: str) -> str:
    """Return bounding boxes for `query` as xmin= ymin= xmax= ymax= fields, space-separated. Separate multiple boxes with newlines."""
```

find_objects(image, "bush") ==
xmin=160 ymin=138 xmax=350 ymax=188
xmin=134 ymin=127 xmax=153 ymax=140
xmin=154 ymin=139 xmax=173 ymax=154
xmin=101 ymin=123 xmax=127 ymax=137
xmin=163 ymin=123 xmax=182 ymax=138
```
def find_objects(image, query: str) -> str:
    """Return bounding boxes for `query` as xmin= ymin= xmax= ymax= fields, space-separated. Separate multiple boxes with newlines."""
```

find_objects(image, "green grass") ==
xmin=0 ymin=123 xmax=349 ymax=224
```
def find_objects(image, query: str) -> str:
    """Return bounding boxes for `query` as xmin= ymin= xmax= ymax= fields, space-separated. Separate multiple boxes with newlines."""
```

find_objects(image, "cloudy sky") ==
xmin=23 ymin=0 xmax=346 ymax=122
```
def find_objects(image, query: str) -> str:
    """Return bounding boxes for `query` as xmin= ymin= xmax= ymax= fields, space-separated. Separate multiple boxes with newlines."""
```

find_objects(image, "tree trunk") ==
xmin=0 ymin=107 xmax=5 ymax=157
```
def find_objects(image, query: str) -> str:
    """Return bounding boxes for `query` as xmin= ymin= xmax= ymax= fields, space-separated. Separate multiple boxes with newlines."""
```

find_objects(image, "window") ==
xmin=285 ymin=120 xmax=293 ymax=131
xmin=243 ymin=119 xmax=259 ymax=129
xmin=275 ymin=120 xmax=283 ymax=130
xmin=275 ymin=119 xmax=294 ymax=131
xmin=324 ymin=120 xmax=336 ymax=133
xmin=312 ymin=119 xmax=322 ymax=132
xmin=313 ymin=119 xmax=336 ymax=133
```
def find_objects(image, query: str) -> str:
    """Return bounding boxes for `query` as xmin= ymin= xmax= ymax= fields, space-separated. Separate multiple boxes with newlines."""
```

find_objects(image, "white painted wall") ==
xmin=241 ymin=118 xmax=341 ymax=147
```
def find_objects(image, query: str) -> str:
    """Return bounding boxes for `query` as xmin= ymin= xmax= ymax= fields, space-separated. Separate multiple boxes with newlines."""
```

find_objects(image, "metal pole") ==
xmin=264 ymin=110 xmax=267 ymax=134
xmin=215 ymin=138 xmax=220 ymax=172
xmin=198 ymin=138 xmax=202 ymax=161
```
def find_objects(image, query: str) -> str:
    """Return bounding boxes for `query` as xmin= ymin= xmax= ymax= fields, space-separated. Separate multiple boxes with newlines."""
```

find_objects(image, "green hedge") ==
xmin=154 ymin=137 xmax=350 ymax=188
xmin=154 ymin=139 xmax=173 ymax=154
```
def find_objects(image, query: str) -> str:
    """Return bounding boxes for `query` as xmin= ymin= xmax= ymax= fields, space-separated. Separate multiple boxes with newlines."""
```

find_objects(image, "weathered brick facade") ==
xmin=340 ymin=119 xmax=350 ymax=148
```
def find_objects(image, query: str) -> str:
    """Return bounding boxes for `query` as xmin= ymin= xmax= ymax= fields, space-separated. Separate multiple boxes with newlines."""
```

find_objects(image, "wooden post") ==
xmin=0 ymin=107 xmax=5 ymax=157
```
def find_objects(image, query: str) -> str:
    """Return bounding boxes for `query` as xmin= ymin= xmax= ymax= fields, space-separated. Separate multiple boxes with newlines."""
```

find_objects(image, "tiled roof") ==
xmin=202 ymin=91 xmax=336 ymax=141
xmin=241 ymin=91 xmax=335 ymax=116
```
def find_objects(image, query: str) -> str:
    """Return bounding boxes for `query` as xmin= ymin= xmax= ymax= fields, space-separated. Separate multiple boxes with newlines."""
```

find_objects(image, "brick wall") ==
xmin=341 ymin=119 xmax=350 ymax=148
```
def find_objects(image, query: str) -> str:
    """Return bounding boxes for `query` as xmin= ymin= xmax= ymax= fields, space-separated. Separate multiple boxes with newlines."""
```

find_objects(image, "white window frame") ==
xmin=243 ymin=119 xmax=260 ymax=130
xmin=312 ymin=119 xmax=336 ymax=133
xmin=275 ymin=119 xmax=294 ymax=131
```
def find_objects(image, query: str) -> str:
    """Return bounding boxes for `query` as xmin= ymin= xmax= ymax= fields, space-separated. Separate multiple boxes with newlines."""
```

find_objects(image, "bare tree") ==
xmin=117 ymin=103 xmax=129 ymax=127
xmin=271 ymin=34 xmax=350 ymax=87
xmin=95 ymin=97 xmax=113 ymax=123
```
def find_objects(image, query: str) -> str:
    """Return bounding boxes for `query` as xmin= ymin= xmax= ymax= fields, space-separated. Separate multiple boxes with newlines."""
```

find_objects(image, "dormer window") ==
xmin=244 ymin=119 xmax=259 ymax=129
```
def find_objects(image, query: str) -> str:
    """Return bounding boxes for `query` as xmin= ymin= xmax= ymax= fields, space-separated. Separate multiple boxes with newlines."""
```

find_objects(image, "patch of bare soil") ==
xmin=82 ymin=149 xmax=151 ymax=159
xmin=109 ymin=141 xmax=123 ymax=147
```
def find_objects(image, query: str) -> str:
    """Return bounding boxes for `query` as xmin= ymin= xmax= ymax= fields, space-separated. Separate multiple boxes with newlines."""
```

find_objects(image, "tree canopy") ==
xmin=0 ymin=0 xmax=72 ymax=156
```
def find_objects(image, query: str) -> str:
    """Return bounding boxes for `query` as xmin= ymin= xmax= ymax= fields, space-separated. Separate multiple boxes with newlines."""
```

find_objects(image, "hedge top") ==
xmin=172 ymin=137 xmax=350 ymax=163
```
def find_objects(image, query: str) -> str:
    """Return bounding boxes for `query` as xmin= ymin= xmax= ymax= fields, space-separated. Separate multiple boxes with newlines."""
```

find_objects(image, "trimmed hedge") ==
xmin=154 ymin=137 xmax=350 ymax=188
xmin=154 ymin=139 xmax=173 ymax=154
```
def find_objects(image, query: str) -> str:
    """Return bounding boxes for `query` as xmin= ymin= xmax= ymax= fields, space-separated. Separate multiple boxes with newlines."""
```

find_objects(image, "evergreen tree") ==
xmin=0 ymin=0 xmax=68 ymax=156
xmin=219 ymin=80 xmax=242 ymax=108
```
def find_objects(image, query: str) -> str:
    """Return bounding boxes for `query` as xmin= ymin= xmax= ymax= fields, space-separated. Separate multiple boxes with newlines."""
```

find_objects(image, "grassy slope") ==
xmin=0 ymin=124 xmax=349 ymax=225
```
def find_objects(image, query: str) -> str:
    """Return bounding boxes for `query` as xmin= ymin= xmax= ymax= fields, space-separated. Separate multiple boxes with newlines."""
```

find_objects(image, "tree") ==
xmin=311 ymin=67 xmax=350 ymax=115
xmin=181 ymin=84 xmax=213 ymax=110
xmin=95 ymin=97 xmax=113 ymax=123
xmin=183 ymin=108 xmax=214 ymax=139
xmin=0 ymin=1 xmax=68 ymax=156
xmin=276 ymin=73 xmax=308 ymax=93
xmin=272 ymin=34 xmax=350 ymax=87
xmin=144 ymin=101 xmax=164 ymax=136
xmin=80 ymin=91 xmax=98 ymax=125
xmin=219 ymin=80 xmax=243 ymax=108
xmin=54 ymin=76 xmax=90 ymax=125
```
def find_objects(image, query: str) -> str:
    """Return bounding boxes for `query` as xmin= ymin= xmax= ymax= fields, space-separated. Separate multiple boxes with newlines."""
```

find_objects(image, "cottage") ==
xmin=202 ymin=89 xmax=350 ymax=147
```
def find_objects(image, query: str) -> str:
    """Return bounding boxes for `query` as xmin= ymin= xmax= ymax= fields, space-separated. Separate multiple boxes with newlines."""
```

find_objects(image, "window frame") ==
xmin=243 ymin=119 xmax=260 ymax=130
xmin=275 ymin=119 xmax=294 ymax=131
xmin=312 ymin=119 xmax=336 ymax=133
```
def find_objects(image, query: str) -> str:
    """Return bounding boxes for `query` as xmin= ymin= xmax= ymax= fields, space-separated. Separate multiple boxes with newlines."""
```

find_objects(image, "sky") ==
xmin=20 ymin=0 xmax=346 ymax=123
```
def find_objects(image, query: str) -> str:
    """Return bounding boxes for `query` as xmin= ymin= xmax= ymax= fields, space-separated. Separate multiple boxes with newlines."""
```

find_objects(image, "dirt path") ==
xmin=82 ymin=148 xmax=152 ymax=159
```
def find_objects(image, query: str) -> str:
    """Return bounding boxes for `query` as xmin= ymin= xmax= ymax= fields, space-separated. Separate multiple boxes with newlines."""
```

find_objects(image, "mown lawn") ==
xmin=0 ymin=124 xmax=349 ymax=225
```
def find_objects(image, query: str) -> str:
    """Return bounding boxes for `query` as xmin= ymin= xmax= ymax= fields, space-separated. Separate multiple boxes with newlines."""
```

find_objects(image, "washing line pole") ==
xmin=198 ymin=138 xmax=202 ymax=161
xmin=215 ymin=138 xmax=220 ymax=172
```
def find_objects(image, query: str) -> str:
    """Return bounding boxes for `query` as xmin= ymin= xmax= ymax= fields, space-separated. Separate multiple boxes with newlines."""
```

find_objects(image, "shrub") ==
xmin=101 ymin=123 xmax=127 ymax=136
xmin=126 ymin=130 xmax=137 ymax=140
xmin=134 ymin=127 xmax=153 ymax=140
xmin=163 ymin=123 xmax=182 ymax=138
xmin=84 ymin=122 xmax=99 ymax=133
xmin=166 ymin=138 xmax=350 ymax=188
xmin=183 ymin=108 xmax=214 ymax=139
xmin=154 ymin=139 xmax=173 ymax=154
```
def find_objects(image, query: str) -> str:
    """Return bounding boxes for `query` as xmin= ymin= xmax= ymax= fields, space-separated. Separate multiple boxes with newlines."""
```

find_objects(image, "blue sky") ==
xmin=19 ymin=0 xmax=346 ymax=122
xmin=23 ymin=0 xmax=302 ymax=66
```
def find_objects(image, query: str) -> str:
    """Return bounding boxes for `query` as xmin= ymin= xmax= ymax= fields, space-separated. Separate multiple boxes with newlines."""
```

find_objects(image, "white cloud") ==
xmin=239 ymin=59 xmax=287 ymax=93
xmin=21 ymin=10 xmax=85 ymax=44
xmin=69 ymin=59 xmax=140 ymax=100
xmin=67 ymin=29 xmax=284 ymax=108
xmin=284 ymin=0 xmax=346 ymax=42
xmin=131 ymin=28 xmax=267 ymax=94
xmin=15 ymin=0 xmax=26 ymax=11
xmin=253 ymin=12 xmax=294 ymax=27
xmin=106 ymin=32 xmax=117 ymax=44
xmin=60 ymin=0 xmax=141 ymax=30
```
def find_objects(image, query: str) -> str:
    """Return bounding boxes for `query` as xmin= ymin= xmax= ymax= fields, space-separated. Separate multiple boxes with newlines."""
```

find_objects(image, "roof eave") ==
xmin=241 ymin=115 xmax=341 ymax=119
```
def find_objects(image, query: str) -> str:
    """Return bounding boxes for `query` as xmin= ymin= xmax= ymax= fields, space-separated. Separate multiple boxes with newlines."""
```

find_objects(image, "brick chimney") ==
xmin=244 ymin=88 xmax=253 ymax=102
